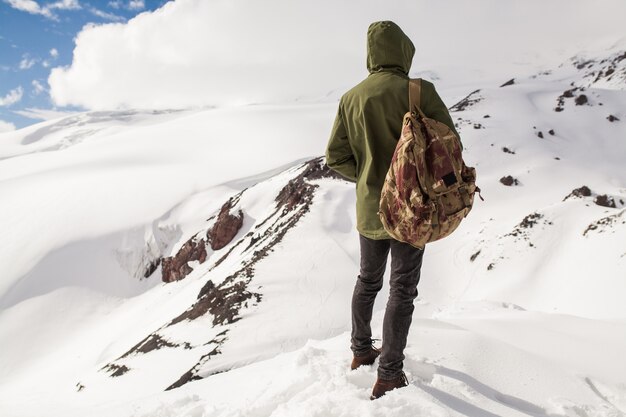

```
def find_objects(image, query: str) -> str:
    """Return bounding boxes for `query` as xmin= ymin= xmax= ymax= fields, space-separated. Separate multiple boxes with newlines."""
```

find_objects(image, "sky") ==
xmin=0 ymin=0 xmax=169 ymax=130
xmin=1 ymin=0 xmax=625 ymax=132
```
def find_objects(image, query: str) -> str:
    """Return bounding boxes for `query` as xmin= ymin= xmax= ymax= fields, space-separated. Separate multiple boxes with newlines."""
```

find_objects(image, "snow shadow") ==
xmin=417 ymin=365 xmax=564 ymax=417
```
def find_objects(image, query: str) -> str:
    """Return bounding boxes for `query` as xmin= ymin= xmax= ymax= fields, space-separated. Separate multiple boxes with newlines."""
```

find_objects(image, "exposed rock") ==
xmin=537 ymin=131 xmax=544 ymax=139
xmin=502 ymin=147 xmax=515 ymax=154
xmin=583 ymin=209 xmax=626 ymax=236
xmin=165 ymin=331 xmax=228 ymax=391
xmin=169 ymin=278 xmax=261 ymax=327
xmin=500 ymin=78 xmax=515 ymax=87
xmin=161 ymin=237 xmax=208 ymax=283
xmin=306 ymin=158 xmax=344 ymax=181
xmin=449 ymin=89 xmax=482 ymax=112
xmin=166 ymin=369 xmax=202 ymax=391
xmin=102 ymin=364 xmax=130 ymax=378
xmin=167 ymin=158 xmax=336 ymax=330
xmin=555 ymin=88 xmax=579 ymax=112
xmin=575 ymin=59 xmax=594 ymax=70
xmin=470 ymin=250 xmax=481 ymax=262
xmin=506 ymin=212 xmax=553 ymax=242
xmin=575 ymin=94 xmax=589 ymax=106
xmin=275 ymin=173 xmax=318 ymax=213
xmin=76 ymin=382 xmax=85 ymax=392
xmin=595 ymin=195 xmax=616 ymax=208
xmin=487 ymin=263 xmax=495 ymax=271
xmin=500 ymin=176 xmax=519 ymax=186
xmin=519 ymin=213 xmax=544 ymax=229
xmin=483 ymin=114 xmax=491 ymax=118
xmin=207 ymin=199 xmax=244 ymax=251
xmin=473 ymin=123 xmax=483 ymax=129
xmin=548 ymin=129 xmax=555 ymax=135
xmin=113 ymin=157 xmax=342 ymax=391
xmin=563 ymin=185 xmax=592 ymax=201
xmin=607 ymin=114 xmax=620 ymax=122
xmin=143 ymin=258 xmax=161 ymax=278
xmin=120 ymin=333 xmax=180 ymax=358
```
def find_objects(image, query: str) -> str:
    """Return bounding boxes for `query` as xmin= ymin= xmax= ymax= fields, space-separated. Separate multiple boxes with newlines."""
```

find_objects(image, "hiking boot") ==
xmin=350 ymin=346 xmax=381 ymax=370
xmin=370 ymin=372 xmax=409 ymax=400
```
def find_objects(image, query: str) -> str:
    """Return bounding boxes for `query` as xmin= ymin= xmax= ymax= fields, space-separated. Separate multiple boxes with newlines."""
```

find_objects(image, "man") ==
xmin=325 ymin=21 xmax=460 ymax=400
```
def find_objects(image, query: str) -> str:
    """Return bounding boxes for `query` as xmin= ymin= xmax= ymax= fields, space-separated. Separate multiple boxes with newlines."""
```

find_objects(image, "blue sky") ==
xmin=0 ymin=0 xmax=169 ymax=130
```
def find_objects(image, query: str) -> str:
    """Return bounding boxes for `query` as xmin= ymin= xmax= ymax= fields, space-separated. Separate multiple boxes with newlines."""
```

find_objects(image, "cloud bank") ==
xmin=0 ymin=87 xmax=24 ymax=106
xmin=48 ymin=0 xmax=626 ymax=110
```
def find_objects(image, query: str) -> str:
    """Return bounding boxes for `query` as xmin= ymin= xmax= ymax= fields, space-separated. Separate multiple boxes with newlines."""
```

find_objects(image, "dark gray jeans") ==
xmin=351 ymin=233 xmax=424 ymax=380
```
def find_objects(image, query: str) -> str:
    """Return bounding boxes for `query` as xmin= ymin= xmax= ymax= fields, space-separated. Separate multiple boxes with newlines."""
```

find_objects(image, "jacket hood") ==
xmin=366 ymin=21 xmax=415 ymax=75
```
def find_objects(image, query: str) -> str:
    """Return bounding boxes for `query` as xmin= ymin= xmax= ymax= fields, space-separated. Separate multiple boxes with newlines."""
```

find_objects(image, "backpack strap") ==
xmin=408 ymin=78 xmax=427 ymax=118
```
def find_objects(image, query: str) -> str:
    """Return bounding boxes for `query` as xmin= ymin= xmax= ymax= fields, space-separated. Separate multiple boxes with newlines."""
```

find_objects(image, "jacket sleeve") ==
xmin=422 ymin=82 xmax=463 ymax=147
xmin=325 ymin=103 xmax=357 ymax=182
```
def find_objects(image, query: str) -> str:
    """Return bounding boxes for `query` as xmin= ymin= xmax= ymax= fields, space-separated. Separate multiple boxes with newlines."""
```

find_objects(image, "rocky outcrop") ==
xmin=102 ymin=157 xmax=343 ymax=390
xmin=161 ymin=237 xmax=208 ymax=283
xmin=575 ymin=94 xmax=589 ymax=106
xmin=563 ymin=185 xmax=592 ymax=201
xmin=583 ymin=209 xmax=626 ymax=236
xmin=162 ymin=157 xmax=340 ymax=389
xmin=165 ymin=331 xmax=228 ymax=391
xmin=449 ymin=89 xmax=482 ymax=112
xmin=207 ymin=199 xmax=244 ymax=250
xmin=504 ymin=212 xmax=553 ymax=247
xmin=595 ymin=194 xmax=616 ymax=208
xmin=102 ymin=364 xmax=130 ymax=377
xmin=119 ymin=333 xmax=187 ymax=358
xmin=500 ymin=175 xmax=519 ymax=186
xmin=555 ymin=87 xmax=586 ymax=112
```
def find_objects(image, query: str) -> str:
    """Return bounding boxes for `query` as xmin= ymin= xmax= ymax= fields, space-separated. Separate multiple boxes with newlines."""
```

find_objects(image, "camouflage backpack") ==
xmin=378 ymin=78 xmax=481 ymax=249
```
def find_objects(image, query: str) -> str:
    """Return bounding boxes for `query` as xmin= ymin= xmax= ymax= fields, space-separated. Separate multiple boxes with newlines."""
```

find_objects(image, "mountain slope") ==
xmin=1 ymin=47 xmax=626 ymax=416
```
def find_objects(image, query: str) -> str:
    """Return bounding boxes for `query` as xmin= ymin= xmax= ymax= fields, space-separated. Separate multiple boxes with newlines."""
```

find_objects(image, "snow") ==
xmin=2 ymin=10 xmax=626 ymax=417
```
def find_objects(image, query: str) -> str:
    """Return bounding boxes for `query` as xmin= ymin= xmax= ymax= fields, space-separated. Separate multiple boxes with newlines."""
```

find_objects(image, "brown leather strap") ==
xmin=408 ymin=78 xmax=426 ymax=117
xmin=409 ymin=78 xmax=420 ymax=110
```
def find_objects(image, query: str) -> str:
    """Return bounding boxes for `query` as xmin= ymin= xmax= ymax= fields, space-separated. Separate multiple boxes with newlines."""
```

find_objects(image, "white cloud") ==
xmin=50 ymin=48 xmax=59 ymax=58
xmin=13 ymin=107 xmax=76 ymax=120
xmin=0 ymin=86 xmax=24 ymax=106
xmin=88 ymin=6 xmax=124 ymax=21
xmin=47 ymin=0 xmax=80 ymax=10
xmin=4 ymin=0 xmax=56 ymax=19
xmin=32 ymin=79 xmax=46 ymax=95
xmin=3 ymin=0 xmax=53 ymax=17
xmin=128 ymin=0 xmax=143 ymax=10
xmin=0 ymin=119 xmax=16 ymax=133
xmin=48 ymin=0 xmax=626 ymax=110
xmin=19 ymin=55 xmax=37 ymax=70
xmin=108 ymin=0 xmax=143 ymax=10
xmin=3 ymin=0 xmax=80 ymax=19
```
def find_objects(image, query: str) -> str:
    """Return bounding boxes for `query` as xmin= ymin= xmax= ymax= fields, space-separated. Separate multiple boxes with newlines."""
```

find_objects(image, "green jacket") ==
xmin=325 ymin=21 xmax=461 ymax=240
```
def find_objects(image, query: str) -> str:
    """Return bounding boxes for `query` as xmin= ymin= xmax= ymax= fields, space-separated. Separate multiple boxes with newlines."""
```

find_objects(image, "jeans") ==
xmin=351 ymin=233 xmax=425 ymax=380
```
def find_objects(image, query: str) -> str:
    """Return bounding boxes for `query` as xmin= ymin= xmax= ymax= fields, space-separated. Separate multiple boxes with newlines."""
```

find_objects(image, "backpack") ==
xmin=378 ymin=78 xmax=481 ymax=249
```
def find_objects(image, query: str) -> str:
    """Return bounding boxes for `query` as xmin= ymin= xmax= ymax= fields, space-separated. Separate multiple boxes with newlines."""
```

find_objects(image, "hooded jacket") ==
xmin=325 ymin=21 xmax=460 ymax=240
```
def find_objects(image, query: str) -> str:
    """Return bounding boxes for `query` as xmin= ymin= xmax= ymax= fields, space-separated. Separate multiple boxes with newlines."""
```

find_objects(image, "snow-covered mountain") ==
xmin=1 ymin=46 xmax=626 ymax=417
